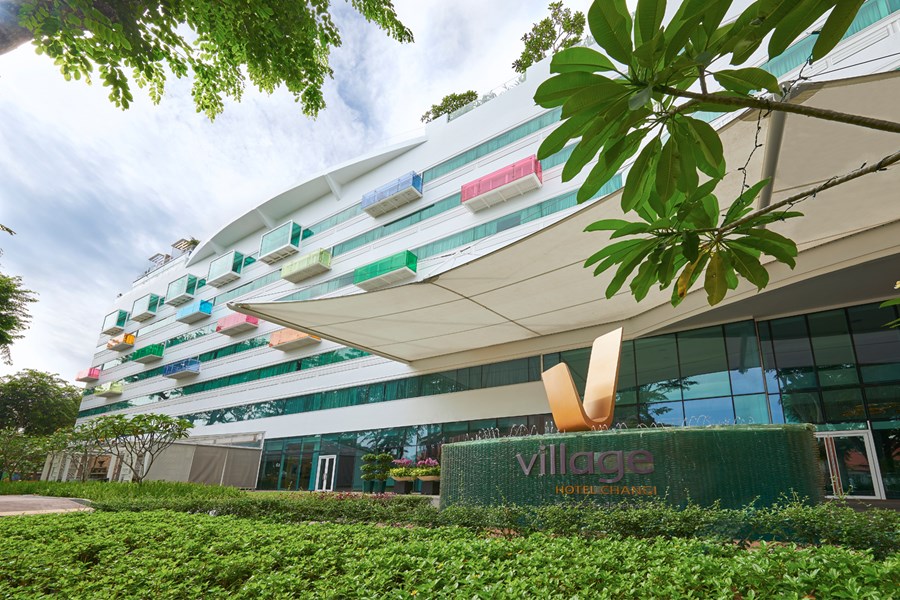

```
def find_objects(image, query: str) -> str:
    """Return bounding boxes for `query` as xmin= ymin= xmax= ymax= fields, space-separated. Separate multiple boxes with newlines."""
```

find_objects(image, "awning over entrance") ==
xmin=232 ymin=73 xmax=900 ymax=364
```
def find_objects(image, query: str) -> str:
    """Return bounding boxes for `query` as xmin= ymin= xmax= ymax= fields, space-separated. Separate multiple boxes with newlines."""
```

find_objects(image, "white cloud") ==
xmin=0 ymin=0 xmax=594 ymax=380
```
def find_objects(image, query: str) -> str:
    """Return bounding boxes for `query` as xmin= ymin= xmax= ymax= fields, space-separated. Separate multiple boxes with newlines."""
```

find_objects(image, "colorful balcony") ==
xmin=216 ymin=313 xmax=259 ymax=335
xmin=269 ymin=328 xmax=321 ymax=351
xmin=164 ymin=274 xmax=199 ymax=306
xmin=281 ymin=249 xmax=332 ymax=283
xmin=163 ymin=358 xmax=201 ymax=379
xmin=176 ymin=299 xmax=213 ymax=324
xmin=131 ymin=293 xmax=162 ymax=322
xmin=361 ymin=171 xmax=424 ymax=217
xmin=131 ymin=343 xmax=165 ymax=364
xmin=106 ymin=333 xmax=136 ymax=352
xmin=461 ymin=155 xmax=542 ymax=212
xmin=206 ymin=250 xmax=244 ymax=288
xmin=354 ymin=250 xmax=418 ymax=291
xmin=259 ymin=221 xmax=302 ymax=264
xmin=101 ymin=309 xmax=129 ymax=335
xmin=95 ymin=381 xmax=124 ymax=397
xmin=75 ymin=367 xmax=101 ymax=383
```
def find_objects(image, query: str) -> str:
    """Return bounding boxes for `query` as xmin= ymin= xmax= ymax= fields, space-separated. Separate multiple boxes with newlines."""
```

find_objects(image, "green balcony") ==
xmin=207 ymin=250 xmax=244 ymax=288
xmin=101 ymin=310 xmax=129 ymax=335
xmin=131 ymin=293 xmax=162 ymax=322
xmin=165 ymin=274 xmax=198 ymax=306
xmin=259 ymin=221 xmax=302 ymax=264
xmin=95 ymin=381 xmax=124 ymax=397
xmin=353 ymin=250 xmax=418 ymax=291
xmin=131 ymin=343 xmax=165 ymax=364
xmin=281 ymin=249 xmax=332 ymax=283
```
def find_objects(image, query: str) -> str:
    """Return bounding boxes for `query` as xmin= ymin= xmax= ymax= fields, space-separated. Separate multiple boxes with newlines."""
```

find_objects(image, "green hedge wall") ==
xmin=441 ymin=425 xmax=823 ymax=509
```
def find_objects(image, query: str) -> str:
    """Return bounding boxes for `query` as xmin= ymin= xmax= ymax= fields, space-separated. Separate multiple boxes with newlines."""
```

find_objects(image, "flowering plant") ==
xmin=389 ymin=458 xmax=416 ymax=479
xmin=414 ymin=458 xmax=440 ymax=477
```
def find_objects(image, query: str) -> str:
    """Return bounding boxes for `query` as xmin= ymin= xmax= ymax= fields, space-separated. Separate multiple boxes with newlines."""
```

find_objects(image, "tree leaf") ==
xmin=682 ymin=231 xmax=700 ymax=262
xmin=584 ymin=238 xmax=644 ymax=267
xmin=584 ymin=219 xmax=633 ymax=232
xmin=722 ymin=179 xmax=770 ymax=226
xmin=743 ymin=228 xmax=799 ymax=256
xmin=681 ymin=117 xmax=725 ymax=178
xmin=768 ymin=0 xmax=833 ymax=58
xmin=537 ymin=111 xmax=595 ymax=159
xmin=587 ymin=0 xmax=633 ymax=65
xmin=610 ymin=222 xmax=653 ymax=239
xmin=726 ymin=243 xmax=770 ymax=289
xmin=713 ymin=67 xmax=781 ymax=94
xmin=561 ymin=81 xmax=630 ymax=119
xmin=655 ymin=136 xmax=681 ymax=205
xmin=675 ymin=251 xmax=708 ymax=300
xmin=704 ymin=251 xmax=728 ymax=305
xmin=534 ymin=72 xmax=609 ymax=107
xmin=628 ymin=86 xmax=652 ymax=110
xmin=813 ymin=0 xmax=865 ymax=61
xmin=550 ymin=46 xmax=618 ymax=74
xmin=622 ymin=137 xmax=661 ymax=212
xmin=605 ymin=239 xmax=660 ymax=298
xmin=729 ymin=237 xmax=796 ymax=268
xmin=635 ymin=0 xmax=666 ymax=47
xmin=578 ymin=128 xmax=646 ymax=203
xmin=630 ymin=259 xmax=658 ymax=301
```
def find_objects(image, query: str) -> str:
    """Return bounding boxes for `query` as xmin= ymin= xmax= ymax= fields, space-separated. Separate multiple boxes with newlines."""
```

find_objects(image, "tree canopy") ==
xmin=91 ymin=413 xmax=191 ymax=483
xmin=1 ymin=0 xmax=413 ymax=119
xmin=0 ymin=272 xmax=36 ymax=365
xmin=513 ymin=1 xmax=585 ymax=74
xmin=535 ymin=0 xmax=900 ymax=307
xmin=420 ymin=90 xmax=478 ymax=123
xmin=0 ymin=370 xmax=80 ymax=434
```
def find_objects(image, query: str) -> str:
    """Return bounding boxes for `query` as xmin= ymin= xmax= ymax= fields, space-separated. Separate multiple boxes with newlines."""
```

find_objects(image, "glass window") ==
xmin=768 ymin=316 xmax=819 ymax=391
xmin=871 ymin=427 xmax=900 ymax=500
xmin=821 ymin=388 xmax=867 ymax=422
xmin=616 ymin=341 xmax=638 ymax=405
xmin=808 ymin=310 xmax=859 ymax=388
xmin=781 ymin=391 xmax=824 ymax=424
xmin=768 ymin=395 xmax=785 ymax=424
xmin=642 ymin=401 xmax=684 ymax=427
xmin=734 ymin=394 xmax=770 ymax=425
xmin=683 ymin=397 xmax=735 ymax=425
xmin=864 ymin=384 xmax=900 ymax=422
xmin=724 ymin=321 xmax=765 ymax=394
xmin=677 ymin=326 xmax=732 ymax=399
xmin=848 ymin=303 xmax=900 ymax=384
xmin=635 ymin=335 xmax=682 ymax=402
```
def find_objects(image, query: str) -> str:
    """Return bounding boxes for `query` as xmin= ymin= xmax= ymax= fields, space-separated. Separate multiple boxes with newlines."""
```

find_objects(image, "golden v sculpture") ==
xmin=541 ymin=328 xmax=623 ymax=432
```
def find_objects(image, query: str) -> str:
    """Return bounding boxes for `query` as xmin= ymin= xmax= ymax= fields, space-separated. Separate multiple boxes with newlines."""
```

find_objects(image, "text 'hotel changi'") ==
xmin=67 ymin=1 xmax=900 ymax=500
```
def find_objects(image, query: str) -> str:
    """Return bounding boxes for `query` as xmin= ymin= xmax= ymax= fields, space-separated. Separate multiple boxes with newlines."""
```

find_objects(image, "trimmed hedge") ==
xmin=0 ymin=480 xmax=243 ymax=502
xmin=0 ymin=511 xmax=897 ymax=599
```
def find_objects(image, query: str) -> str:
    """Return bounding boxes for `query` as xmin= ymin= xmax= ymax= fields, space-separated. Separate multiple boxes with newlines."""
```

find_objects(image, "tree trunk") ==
xmin=0 ymin=0 xmax=32 ymax=56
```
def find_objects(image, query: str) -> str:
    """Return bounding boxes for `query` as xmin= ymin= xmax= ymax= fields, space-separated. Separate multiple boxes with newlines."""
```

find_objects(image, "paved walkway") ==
xmin=0 ymin=495 xmax=92 ymax=517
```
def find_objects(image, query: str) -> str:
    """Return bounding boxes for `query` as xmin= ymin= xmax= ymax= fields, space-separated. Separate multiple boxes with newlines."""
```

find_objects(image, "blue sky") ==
xmin=0 ymin=0 xmax=593 ymax=382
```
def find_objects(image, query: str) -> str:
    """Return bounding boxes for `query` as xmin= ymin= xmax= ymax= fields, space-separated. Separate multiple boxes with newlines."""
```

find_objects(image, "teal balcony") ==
xmin=207 ymin=250 xmax=244 ymax=288
xmin=353 ymin=250 xmax=418 ymax=291
xmin=259 ymin=221 xmax=302 ymax=264
xmin=95 ymin=381 xmax=124 ymax=397
xmin=176 ymin=299 xmax=213 ymax=324
xmin=101 ymin=310 xmax=129 ymax=335
xmin=131 ymin=293 xmax=162 ymax=322
xmin=131 ymin=343 xmax=165 ymax=364
xmin=281 ymin=249 xmax=332 ymax=283
xmin=165 ymin=274 xmax=198 ymax=306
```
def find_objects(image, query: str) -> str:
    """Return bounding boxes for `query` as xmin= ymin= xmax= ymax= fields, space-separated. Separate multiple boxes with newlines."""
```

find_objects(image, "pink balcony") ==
xmin=460 ymin=155 xmax=543 ymax=212
xmin=216 ymin=313 xmax=260 ymax=336
xmin=76 ymin=367 xmax=101 ymax=383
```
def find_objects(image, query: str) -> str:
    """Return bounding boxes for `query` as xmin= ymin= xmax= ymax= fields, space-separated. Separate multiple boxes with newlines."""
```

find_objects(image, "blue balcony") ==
xmin=176 ymin=299 xmax=213 ymax=324
xmin=163 ymin=358 xmax=201 ymax=379
xmin=361 ymin=171 xmax=423 ymax=217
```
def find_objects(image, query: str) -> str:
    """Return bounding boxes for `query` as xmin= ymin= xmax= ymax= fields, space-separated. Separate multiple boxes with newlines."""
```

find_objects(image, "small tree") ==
xmin=0 ymin=370 xmax=80 ymax=434
xmin=360 ymin=452 xmax=393 ymax=492
xmin=65 ymin=420 xmax=103 ymax=482
xmin=0 ymin=428 xmax=59 ymax=481
xmin=420 ymin=91 xmax=479 ymax=123
xmin=92 ymin=413 xmax=190 ymax=483
xmin=512 ymin=2 xmax=586 ymax=74
xmin=0 ymin=274 xmax=37 ymax=365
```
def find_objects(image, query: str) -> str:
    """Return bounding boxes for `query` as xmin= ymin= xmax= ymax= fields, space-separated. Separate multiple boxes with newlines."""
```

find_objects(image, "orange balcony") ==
xmin=106 ymin=333 xmax=136 ymax=352
xmin=269 ymin=328 xmax=321 ymax=351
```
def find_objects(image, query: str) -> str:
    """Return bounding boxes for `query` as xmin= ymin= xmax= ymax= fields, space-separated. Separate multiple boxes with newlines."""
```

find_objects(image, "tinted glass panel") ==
xmin=769 ymin=316 xmax=819 ymax=391
xmin=677 ymin=327 xmax=731 ymax=400
xmin=808 ymin=310 xmax=859 ymax=388
xmin=848 ymin=303 xmax=900 ymax=384
xmin=635 ymin=335 xmax=682 ymax=402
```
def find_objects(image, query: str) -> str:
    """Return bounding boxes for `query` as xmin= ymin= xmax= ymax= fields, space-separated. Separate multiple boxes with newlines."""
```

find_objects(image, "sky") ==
xmin=0 ymin=0 xmax=595 ymax=383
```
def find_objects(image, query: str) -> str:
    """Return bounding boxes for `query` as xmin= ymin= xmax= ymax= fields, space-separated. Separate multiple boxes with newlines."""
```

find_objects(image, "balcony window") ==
xmin=95 ymin=381 xmax=124 ymax=397
xmin=106 ymin=333 xmax=136 ymax=351
xmin=206 ymin=250 xmax=244 ymax=288
xmin=176 ymin=299 xmax=214 ymax=323
xmin=101 ymin=310 xmax=129 ymax=335
xmin=461 ymin=155 xmax=542 ymax=212
xmin=216 ymin=313 xmax=260 ymax=335
xmin=281 ymin=249 xmax=332 ymax=283
xmin=165 ymin=274 xmax=198 ymax=306
xmin=163 ymin=358 xmax=201 ymax=379
xmin=269 ymin=328 xmax=321 ymax=351
xmin=131 ymin=294 xmax=162 ymax=322
xmin=361 ymin=171 xmax=424 ymax=217
xmin=75 ymin=367 xmax=101 ymax=383
xmin=259 ymin=221 xmax=303 ymax=264
xmin=131 ymin=344 xmax=165 ymax=364
xmin=354 ymin=250 xmax=417 ymax=291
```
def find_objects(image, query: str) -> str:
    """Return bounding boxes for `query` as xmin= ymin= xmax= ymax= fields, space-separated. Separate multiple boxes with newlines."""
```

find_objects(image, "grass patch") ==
xmin=0 ymin=511 xmax=897 ymax=599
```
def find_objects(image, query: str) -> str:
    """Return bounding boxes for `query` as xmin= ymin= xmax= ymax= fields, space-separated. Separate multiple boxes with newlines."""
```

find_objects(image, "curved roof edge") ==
xmin=188 ymin=134 xmax=428 ymax=266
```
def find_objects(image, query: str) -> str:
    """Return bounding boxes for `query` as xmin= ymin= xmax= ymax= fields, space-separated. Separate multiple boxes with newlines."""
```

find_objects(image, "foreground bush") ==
xmin=0 ymin=480 xmax=243 ymax=502
xmin=0 ymin=511 xmax=896 ymax=599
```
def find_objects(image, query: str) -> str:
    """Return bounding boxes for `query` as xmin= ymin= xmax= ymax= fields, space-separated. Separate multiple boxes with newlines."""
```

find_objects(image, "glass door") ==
xmin=816 ymin=430 xmax=885 ymax=499
xmin=314 ymin=454 xmax=337 ymax=492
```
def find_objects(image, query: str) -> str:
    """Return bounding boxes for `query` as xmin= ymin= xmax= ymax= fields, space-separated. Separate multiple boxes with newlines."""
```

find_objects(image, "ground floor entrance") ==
xmin=816 ymin=425 xmax=899 ymax=499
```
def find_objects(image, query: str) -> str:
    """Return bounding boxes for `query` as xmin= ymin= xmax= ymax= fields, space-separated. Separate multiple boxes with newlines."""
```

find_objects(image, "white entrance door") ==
xmin=816 ymin=430 xmax=885 ymax=499
xmin=314 ymin=454 xmax=337 ymax=492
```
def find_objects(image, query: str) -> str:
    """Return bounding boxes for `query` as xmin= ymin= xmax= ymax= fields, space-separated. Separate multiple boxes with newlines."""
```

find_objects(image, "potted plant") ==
xmin=360 ymin=453 xmax=392 ymax=493
xmin=415 ymin=457 xmax=441 ymax=495
xmin=388 ymin=458 xmax=416 ymax=494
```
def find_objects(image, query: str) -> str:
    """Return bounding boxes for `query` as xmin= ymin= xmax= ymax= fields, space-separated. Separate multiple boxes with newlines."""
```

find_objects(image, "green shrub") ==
xmin=0 ymin=480 xmax=243 ymax=502
xmin=0 ymin=511 xmax=896 ymax=599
